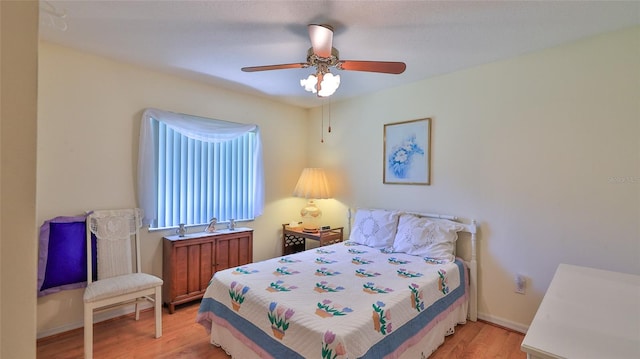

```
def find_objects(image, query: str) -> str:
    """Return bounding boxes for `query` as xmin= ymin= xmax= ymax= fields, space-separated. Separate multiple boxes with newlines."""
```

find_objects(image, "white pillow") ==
xmin=349 ymin=208 xmax=400 ymax=249
xmin=391 ymin=214 xmax=465 ymax=261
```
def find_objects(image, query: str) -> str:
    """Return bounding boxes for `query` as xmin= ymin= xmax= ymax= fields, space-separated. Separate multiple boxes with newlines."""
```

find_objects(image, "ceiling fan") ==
xmin=241 ymin=24 xmax=407 ymax=97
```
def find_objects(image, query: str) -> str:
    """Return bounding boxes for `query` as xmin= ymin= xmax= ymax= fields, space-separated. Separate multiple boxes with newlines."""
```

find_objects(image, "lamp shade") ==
xmin=292 ymin=168 xmax=331 ymax=199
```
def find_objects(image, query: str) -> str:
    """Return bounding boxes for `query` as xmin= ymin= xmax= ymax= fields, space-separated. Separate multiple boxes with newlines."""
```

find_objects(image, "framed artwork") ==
xmin=383 ymin=118 xmax=431 ymax=185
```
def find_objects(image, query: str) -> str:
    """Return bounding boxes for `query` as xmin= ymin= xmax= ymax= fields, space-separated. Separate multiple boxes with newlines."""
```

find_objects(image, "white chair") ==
xmin=83 ymin=208 xmax=162 ymax=359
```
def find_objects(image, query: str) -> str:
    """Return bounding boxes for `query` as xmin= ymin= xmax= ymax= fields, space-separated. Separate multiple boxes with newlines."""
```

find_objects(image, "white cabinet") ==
xmin=521 ymin=264 xmax=640 ymax=359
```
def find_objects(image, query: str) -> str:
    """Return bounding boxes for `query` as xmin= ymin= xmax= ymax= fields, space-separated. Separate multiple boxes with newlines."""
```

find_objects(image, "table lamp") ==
xmin=292 ymin=168 xmax=331 ymax=232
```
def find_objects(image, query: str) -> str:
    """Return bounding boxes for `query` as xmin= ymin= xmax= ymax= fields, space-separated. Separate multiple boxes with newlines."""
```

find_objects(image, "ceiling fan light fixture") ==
xmin=300 ymin=74 xmax=318 ymax=93
xmin=317 ymin=72 xmax=340 ymax=97
xmin=300 ymin=71 xmax=340 ymax=97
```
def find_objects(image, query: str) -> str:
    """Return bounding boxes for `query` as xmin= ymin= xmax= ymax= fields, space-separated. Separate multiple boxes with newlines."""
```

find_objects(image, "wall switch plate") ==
xmin=515 ymin=273 xmax=526 ymax=294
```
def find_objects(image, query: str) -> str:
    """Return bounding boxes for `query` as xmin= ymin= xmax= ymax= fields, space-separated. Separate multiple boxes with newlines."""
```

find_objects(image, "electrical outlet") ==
xmin=515 ymin=273 xmax=526 ymax=294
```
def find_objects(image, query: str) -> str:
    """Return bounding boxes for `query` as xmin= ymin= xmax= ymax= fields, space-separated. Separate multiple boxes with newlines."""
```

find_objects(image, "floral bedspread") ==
xmin=197 ymin=241 xmax=468 ymax=359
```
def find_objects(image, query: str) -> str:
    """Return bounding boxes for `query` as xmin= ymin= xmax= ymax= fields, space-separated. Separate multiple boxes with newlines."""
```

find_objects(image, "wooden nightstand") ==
xmin=281 ymin=224 xmax=343 ymax=255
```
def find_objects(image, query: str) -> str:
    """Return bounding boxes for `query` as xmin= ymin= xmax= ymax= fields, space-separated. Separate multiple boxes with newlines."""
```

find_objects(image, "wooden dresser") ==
xmin=163 ymin=228 xmax=253 ymax=313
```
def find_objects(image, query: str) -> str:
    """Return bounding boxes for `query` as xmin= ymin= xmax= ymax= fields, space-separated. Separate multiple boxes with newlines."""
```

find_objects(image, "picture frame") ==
xmin=383 ymin=118 xmax=431 ymax=185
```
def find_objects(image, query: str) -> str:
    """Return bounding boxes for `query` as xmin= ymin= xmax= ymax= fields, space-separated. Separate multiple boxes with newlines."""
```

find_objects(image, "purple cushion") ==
xmin=37 ymin=215 xmax=97 ymax=297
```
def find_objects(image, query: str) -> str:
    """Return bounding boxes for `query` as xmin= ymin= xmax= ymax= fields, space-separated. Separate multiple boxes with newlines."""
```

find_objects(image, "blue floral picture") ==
xmin=384 ymin=118 xmax=431 ymax=184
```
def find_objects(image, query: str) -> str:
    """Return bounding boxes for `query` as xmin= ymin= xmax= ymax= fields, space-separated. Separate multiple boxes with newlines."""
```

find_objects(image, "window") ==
xmin=138 ymin=108 xmax=264 ymax=229
xmin=154 ymin=121 xmax=255 ymax=228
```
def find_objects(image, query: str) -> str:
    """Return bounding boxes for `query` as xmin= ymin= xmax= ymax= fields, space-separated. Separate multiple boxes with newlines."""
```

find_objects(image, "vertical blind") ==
xmin=138 ymin=108 xmax=264 ymax=229
xmin=154 ymin=121 xmax=256 ymax=228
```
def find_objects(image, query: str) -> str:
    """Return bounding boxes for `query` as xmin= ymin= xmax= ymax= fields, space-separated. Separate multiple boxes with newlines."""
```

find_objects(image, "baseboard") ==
xmin=39 ymin=305 xmax=526 ymax=339
xmin=37 ymin=302 xmax=154 ymax=340
xmin=477 ymin=312 xmax=529 ymax=334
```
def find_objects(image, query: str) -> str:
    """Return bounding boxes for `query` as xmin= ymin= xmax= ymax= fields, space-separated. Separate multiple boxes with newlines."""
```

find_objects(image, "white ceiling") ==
xmin=39 ymin=1 xmax=639 ymax=109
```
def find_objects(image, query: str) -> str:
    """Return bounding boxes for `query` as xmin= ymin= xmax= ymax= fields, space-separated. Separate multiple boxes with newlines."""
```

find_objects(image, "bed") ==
xmin=196 ymin=209 xmax=478 ymax=358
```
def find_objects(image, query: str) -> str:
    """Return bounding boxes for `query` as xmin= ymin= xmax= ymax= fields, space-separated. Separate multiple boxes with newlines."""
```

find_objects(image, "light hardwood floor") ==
xmin=38 ymin=302 xmax=526 ymax=358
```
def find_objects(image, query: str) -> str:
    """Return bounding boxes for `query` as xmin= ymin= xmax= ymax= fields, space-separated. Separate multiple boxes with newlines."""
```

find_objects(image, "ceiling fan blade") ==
xmin=308 ymin=24 xmax=333 ymax=58
xmin=337 ymin=60 xmax=406 ymax=74
xmin=241 ymin=63 xmax=309 ymax=72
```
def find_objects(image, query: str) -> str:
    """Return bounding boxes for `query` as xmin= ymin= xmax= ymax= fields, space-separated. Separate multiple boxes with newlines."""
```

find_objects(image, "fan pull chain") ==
xmin=320 ymin=102 xmax=324 ymax=143
xmin=328 ymin=100 xmax=332 ymax=133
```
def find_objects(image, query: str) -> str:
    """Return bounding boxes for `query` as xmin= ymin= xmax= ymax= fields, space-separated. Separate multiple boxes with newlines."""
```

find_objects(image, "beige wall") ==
xmin=307 ymin=26 xmax=640 ymax=331
xmin=36 ymin=42 xmax=310 ymax=336
xmin=1 ymin=1 xmax=39 ymax=358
